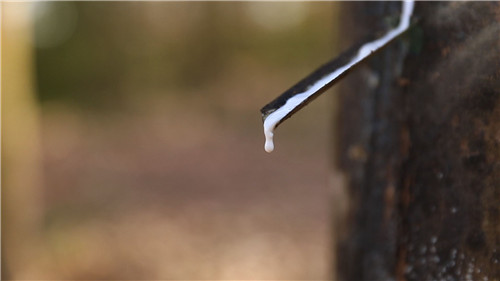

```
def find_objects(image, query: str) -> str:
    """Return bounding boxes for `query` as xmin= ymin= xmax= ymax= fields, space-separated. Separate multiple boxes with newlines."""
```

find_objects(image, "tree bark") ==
xmin=336 ymin=2 xmax=500 ymax=281
xmin=2 ymin=2 xmax=44 ymax=279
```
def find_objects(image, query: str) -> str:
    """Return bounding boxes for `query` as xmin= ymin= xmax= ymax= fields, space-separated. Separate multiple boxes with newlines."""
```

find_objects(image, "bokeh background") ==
xmin=2 ymin=2 xmax=345 ymax=279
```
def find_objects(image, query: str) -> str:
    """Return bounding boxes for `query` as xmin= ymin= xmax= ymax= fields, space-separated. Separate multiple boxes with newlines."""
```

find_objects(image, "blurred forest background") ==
xmin=2 ymin=2 xmax=344 ymax=279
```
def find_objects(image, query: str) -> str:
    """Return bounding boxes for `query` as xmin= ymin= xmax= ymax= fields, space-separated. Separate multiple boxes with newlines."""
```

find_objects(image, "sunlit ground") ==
xmin=2 ymin=2 xmax=343 ymax=279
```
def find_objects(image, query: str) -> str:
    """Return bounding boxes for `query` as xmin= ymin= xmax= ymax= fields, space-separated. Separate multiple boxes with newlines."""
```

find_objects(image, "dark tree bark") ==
xmin=336 ymin=2 xmax=500 ymax=281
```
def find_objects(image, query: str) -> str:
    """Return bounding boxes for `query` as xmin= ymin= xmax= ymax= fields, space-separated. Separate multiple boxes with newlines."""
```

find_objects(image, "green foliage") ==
xmin=34 ymin=2 xmax=335 ymax=111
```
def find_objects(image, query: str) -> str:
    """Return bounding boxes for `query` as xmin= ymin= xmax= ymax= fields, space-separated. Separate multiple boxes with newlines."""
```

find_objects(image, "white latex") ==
xmin=263 ymin=0 xmax=414 ymax=153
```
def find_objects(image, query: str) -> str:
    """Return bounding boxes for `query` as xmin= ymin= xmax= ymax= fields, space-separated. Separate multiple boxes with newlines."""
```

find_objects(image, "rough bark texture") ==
xmin=336 ymin=2 xmax=500 ymax=281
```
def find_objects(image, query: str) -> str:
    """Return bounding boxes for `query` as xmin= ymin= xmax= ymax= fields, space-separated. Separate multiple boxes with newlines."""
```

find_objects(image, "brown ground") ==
xmin=38 ymin=94 xmax=339 ymax=280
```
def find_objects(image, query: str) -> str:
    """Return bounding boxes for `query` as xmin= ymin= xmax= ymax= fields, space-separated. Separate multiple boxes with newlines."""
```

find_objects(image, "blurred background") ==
xmin=2 ymin=2 xmax=345 ymax=279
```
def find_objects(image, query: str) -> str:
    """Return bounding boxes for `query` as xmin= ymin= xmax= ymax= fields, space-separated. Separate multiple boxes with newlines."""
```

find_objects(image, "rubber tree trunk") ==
xmin=335 ymin=2 xmax=500 ymax=281
xmin=2 ymin=2 xmax=44 ymax=279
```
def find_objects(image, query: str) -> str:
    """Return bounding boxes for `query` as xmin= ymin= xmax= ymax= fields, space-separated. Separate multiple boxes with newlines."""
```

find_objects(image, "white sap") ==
xmin=263 ymin=0 xmax=414 ymax=152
